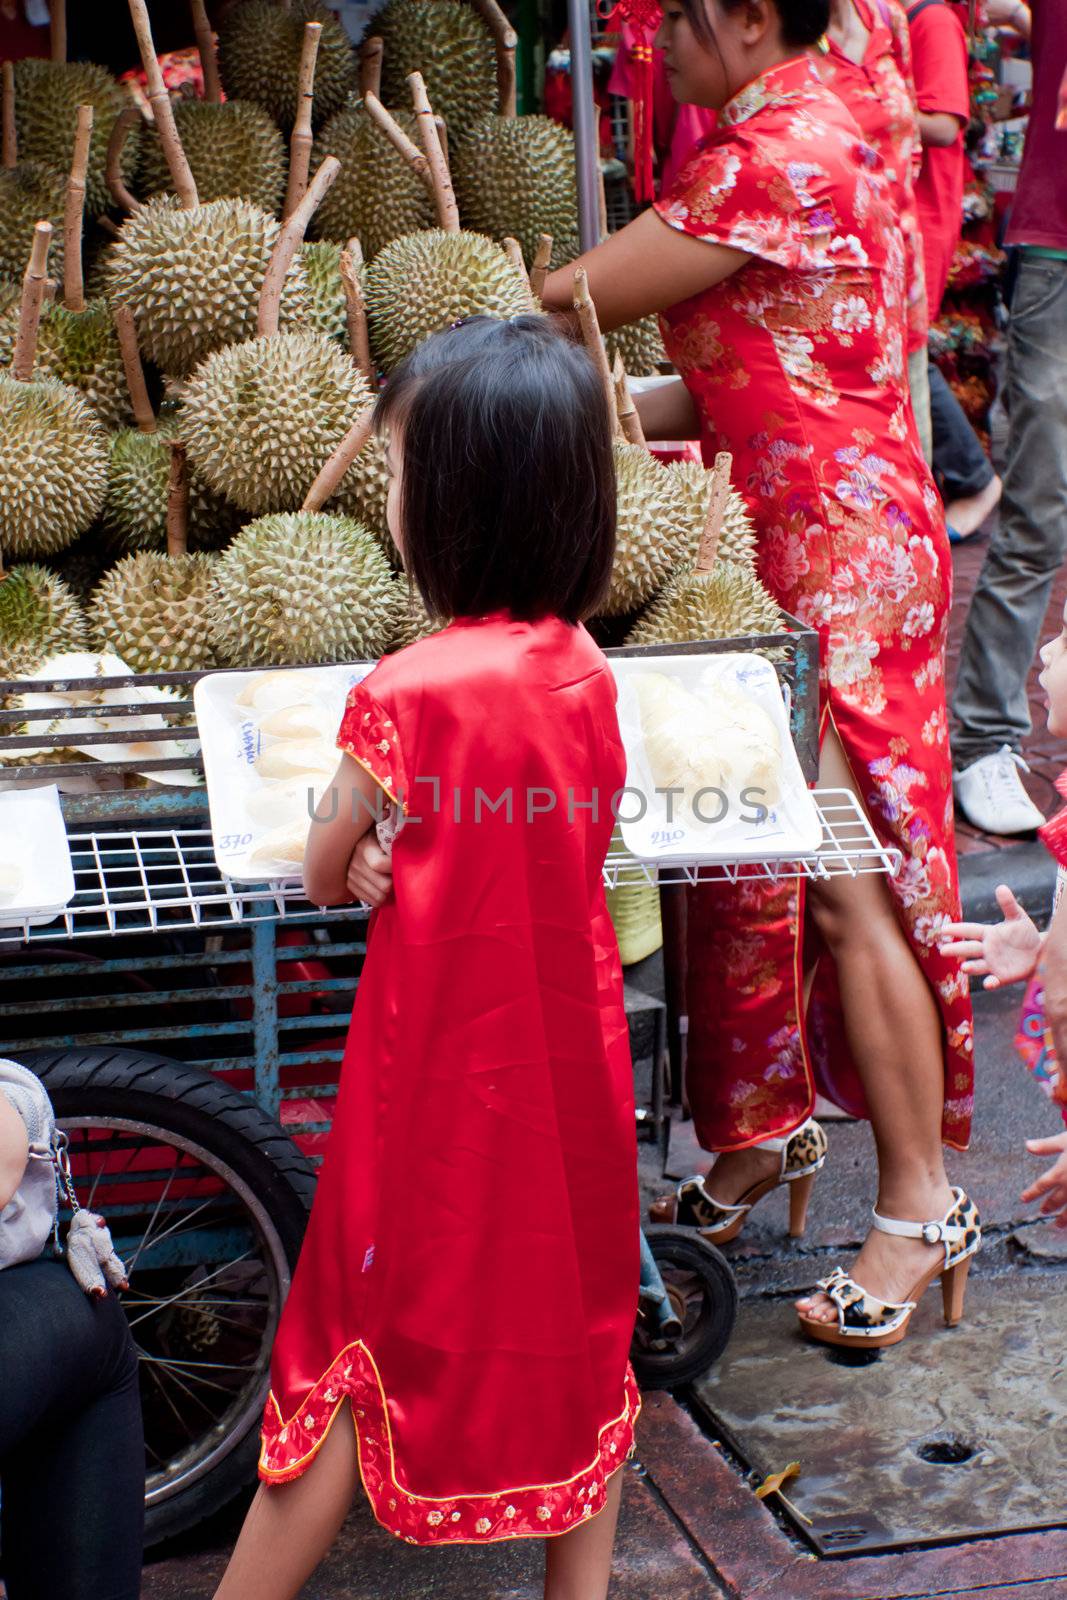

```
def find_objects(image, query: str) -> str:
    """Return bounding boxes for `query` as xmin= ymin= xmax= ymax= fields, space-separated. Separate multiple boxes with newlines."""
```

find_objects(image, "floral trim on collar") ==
xmin=720 ymin=54 xmax=820 ymax=127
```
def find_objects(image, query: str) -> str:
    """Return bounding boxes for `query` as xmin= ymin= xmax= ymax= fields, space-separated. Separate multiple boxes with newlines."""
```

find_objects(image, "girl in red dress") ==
xmin=543 ymin=0 xmax=979 ymax=1349
xmin=214 ymin=319 xmax=639 ymax=1600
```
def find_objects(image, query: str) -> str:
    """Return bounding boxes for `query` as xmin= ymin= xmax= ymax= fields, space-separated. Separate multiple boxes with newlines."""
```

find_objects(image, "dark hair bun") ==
xmin=779 ymin=0 xmax=830 ymax=46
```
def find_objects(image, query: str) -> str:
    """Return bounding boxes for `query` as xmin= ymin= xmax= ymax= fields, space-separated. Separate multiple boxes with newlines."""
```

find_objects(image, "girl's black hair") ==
xmin=680 ymin=0 xmax=829 ymax=50
xmin=374 ymin=315 xmax=617 ymax=625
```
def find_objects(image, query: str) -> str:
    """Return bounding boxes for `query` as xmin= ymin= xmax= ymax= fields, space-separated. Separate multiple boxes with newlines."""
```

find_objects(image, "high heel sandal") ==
xmin=796 ymin=1187 xmax=982 ymax=1350
xmin=648 ymin=1118 xmax=828 ymax=1244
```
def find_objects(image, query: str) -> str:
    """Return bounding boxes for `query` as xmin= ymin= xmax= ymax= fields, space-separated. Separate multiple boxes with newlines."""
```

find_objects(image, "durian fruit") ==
xmin=89 ymin=441 xmax=220 ymax=674
xmin=603 ymin=441 xmax=693 ymax=618
xmin=46 ymin=532 xmax=111 ymax=603
xmin=451 ymin=110 xmax=580 ymax=268
xmin=374 ymin=0 xmax=496 ymax=134
xmin=0 ymin=61 xmax=67 ymax=282
xmin=604 ymin=823 xmax=662 ymax=965
xmin=209 ymin=512 xmax=402 ymax=666
xmin=333 ymin=430 xmax=394 ymax=551
xmin=12 ymin=59 xmax=139 ymax=218
xmin=217 ymin=0 xmax=357 ymax=131
xmin=665 ymin=457 xmax=759 ymax=571
xmin=138 ymin=99 xmax=287 ymax=213
xmin=388 ymin=584 xmax=445 ymax=650
xmin=0 ymin=562 xmax=89 ymax=680
xmin=299 ymin=240 xmax=348 ymax=345
xmin=605 ymin=315 xmax=668 ymax=378
xmin=309 ymin=101 xmax=435 ymax=258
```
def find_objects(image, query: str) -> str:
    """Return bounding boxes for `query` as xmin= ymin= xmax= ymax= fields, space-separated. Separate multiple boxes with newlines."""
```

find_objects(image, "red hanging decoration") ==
xmin=600 ymin=0 xmax=663 ymax=202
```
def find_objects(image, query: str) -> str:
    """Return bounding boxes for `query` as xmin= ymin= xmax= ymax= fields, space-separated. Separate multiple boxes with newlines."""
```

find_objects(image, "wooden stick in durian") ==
xmin=63 ymin=104 xmax=93 ymax=313
xmin=127 ymin=0 xmax=200 ymax=210
xmin=529 ymin=233 xmax=552 ymax=300
xmin=573 ymin=267 xmax=621 ymax=441
xmin=363 ymin=91 xmax=436 ymax=204
xmin=301 ymin=408 xmax=376 ymax=513
xmin=11 ymin=222 xmax=52 ymax=381
xmin=113 ymin=303 xmax=157 ymax=434
xmin=695 ymin=452 xmax=733 ymax=574
xmin=166 ymin=440 xmax=190 ymax=559
xmin=190 ymin=0 xmax=223 ymax=105
xmin=407 ymin=72 xmax=459 ymax=232
xmin=360 ymin=35 xmax=384 ymax=98
xmin=2 ymin=63 xmax=15 ymax=170
xmin=502 ymin=237 xmax=525 ymax=276
xmin=51 ymin=0 xmax=66 ymax=64
xmin=106 ymin=105 xmax=142 ymax=213
xmin=613 ymin=354 xmax=646 ymax=449
xmin=468 ymin=0 xmax=518 ymax=117
xmin=283 ymin=21 xmax=322 ymax=221
xmin=257 ymin=153 xmax=340 ymax=336
xmin=340 ymin=238 xmax=376 ymax=389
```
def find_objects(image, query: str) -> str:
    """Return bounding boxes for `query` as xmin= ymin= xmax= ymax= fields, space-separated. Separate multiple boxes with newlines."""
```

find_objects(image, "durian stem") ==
xmin=408 ymin=72 xmax=459 ymax=232
xmin=468 ymin=0 xmax=518 ymax=117
xmin=189 ymin=0 xmax=223 ymax=104
xmin=501 ymin=236 xmax=525 ymax=276
xmin=96 ymin=215 xmax=121 ymax=238
xmin=363 ymin=91 xmax=436 ymax=202
xmin=359 ymin=35 xmax=383 ymax=99
xmin=613 ymin=353 xmax=646 ymax=449
xmin=11 ymin=221 xmax=52 ymax=382
xmin=50 ymin=0 xmax=66 ymax=63
xmin=341 ymin=238 xmax=376 ymax=389
xmin=127 ymin=0 xmax=200 ymax=210
xmin=166 ymin=440 xmax=190 ymax=559
xmin=573 ymin=267 xmax=620 ymax=441
xmin=283 ymin=20 xmax=322 ymax=221
xmin=113 ymin=303 xmax=157 ymax=433
xmin=257 ymin=153 xmax=340 ymax=336
xmin=301 ymin=406 xmax=375 ymax=513
xmin=529 ymin=233 xmax=552 ymax=299
xmin=63 ymin=103 xmax=93 ymax=313
xmin=44 ymin=276 xmax=57 ymax=302
xmin=106 ymin=104 xmax=142 ymax=213
xmin=1 ymin=62 xmax=15 ymax=169
xmin=695 ymin=452 xmax=733 ymax=574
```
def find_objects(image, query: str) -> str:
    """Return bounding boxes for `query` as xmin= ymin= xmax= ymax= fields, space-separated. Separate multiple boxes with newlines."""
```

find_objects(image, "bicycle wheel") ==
xmin=631 ymin=1225 xmax=738 ymax=1389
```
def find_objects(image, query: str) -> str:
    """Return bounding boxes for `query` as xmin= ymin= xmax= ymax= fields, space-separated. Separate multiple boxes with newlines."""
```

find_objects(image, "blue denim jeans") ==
xmin=952 ymin=253 xmax=1067 ymax=766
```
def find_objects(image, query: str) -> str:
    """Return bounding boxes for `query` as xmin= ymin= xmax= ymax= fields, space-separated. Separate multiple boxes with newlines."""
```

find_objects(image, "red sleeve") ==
xmin=909 ymin=8 xmax=970 ymax=120
xmin=336 ymin=679 xmax=408 ymax=808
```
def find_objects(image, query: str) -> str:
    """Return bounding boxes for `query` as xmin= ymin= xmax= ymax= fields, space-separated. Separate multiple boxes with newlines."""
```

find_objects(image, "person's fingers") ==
xmin=983 ymin=974 xmax=1001 ymax=990
xmin=940 ymin=941 xmax=985 ymax=960
xmin=940 ymin=923 xmax=986 ymax=942
xmin=1026 ymin=1137 xmax=1067 ymax=1154
xmin=1021 ymin=1168 xmax=1062 ymax=1202
xmin=995 ymin=883 xmax=1024 ymax=920
xmin=961 ymin=958 xmax=990 ymax=975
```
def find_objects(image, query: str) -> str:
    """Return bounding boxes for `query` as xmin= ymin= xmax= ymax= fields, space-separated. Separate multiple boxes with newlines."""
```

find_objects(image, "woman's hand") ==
xmin=1021 ymin=1131 xmax=1067 ymax=1227
xmin=0 ymin=1093 xmax=29 ymax=1210
xmin=939 ymin=883 xmax=1042 ymax=988
xmin=346 ymin=833 xmax=394 ymax=908
xmin=984 ymin=0 xmax=1031 ymax=34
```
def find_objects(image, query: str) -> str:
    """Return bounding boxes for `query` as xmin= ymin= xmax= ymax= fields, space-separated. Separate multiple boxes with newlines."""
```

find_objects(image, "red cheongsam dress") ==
xmin=654 ymin=57 xmax=973 ymax=1152
xmin=258 ymin=613 xmax=641 ymax=1544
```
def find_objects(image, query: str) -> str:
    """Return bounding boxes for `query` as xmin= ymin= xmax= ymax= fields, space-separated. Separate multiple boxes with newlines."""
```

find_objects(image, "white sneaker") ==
xmin=953 ymin=746 xmax=1046 ymax=834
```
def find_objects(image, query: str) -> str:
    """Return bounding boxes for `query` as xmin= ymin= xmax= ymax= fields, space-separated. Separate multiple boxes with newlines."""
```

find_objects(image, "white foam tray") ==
xmin=0 ymin=786 xmax=76 ymax=928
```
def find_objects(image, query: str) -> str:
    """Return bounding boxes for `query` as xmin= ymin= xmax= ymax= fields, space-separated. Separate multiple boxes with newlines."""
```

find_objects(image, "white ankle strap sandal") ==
xmin=648 ymin=1118 xmax=828 ymax=1245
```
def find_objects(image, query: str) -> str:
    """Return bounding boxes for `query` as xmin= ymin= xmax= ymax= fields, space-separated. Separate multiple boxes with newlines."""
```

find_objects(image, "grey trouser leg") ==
xmin=952 ymin=256 xmax=1067 ymax=768
xmin=908 ymin=345 xmax=933 ymax=464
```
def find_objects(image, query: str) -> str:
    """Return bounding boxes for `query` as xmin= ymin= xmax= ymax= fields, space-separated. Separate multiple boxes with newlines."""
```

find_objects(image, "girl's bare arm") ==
xmin=0 ymin=1093 xmax=29 ymax=1210
xmin=303 ymin=754 xmax=391 ymax=907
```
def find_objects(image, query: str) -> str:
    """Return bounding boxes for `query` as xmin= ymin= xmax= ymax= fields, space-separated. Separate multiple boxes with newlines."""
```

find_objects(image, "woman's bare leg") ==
xmin=543 ymin=1468 xmax=623 ymax=1600
xmin=213 ymin=1404 xmax=360 ymax=1600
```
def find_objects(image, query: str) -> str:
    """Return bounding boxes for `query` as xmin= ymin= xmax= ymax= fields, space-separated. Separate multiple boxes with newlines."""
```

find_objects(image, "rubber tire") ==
xmin=632 ymin=1225 xmax=739 ymax=1390
xmin=15 ymin=1046 xmax=318 ymax=1547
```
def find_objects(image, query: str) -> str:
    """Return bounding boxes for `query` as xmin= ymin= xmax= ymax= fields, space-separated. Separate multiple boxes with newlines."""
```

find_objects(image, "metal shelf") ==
xmin=0 ymin=791 xmax=897 ymax=947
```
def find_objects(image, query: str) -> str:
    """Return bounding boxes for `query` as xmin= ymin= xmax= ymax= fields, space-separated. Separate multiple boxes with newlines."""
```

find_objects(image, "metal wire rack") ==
xmin=1 ymin=790 xmax=897 ymax=947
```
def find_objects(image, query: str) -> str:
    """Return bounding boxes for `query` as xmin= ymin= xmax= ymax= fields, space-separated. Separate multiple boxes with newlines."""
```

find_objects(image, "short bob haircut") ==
xmin=680 ymin=0 xmax=829 ymax=49
xmin=373 ymin=315 xmax=617 ymax=625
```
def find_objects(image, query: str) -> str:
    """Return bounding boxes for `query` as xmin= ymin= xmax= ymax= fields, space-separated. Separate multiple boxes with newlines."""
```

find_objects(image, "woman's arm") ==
xmin=918 ymin=110 xmax=963 ymax=147
xmin=303 ymin=754 xmax=390 ymax=907
xmin=984 ymin=0 xmax=1031 ymax=35
xmin=0 ymin=1093 xmax=29 ymax=1210
xmin=541 ymin=207 xmax=749 ymax=334
xmin=633 ymin=377 xmax=701 ymax=440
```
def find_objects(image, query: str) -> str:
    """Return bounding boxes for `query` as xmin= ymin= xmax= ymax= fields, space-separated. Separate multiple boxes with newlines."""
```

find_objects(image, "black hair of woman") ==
xmin=374 ymin=315 xmax=617 ymax=625
xmin=679 ymin=0 xmax=829 ymax=50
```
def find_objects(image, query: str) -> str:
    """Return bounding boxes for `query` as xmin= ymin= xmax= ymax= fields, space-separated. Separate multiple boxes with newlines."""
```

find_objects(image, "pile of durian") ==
xmin=0 ymin=0 xmax=779 ymax=780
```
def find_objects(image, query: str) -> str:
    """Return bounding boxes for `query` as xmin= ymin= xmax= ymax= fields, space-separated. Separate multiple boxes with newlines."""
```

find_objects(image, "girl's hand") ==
xmin=939 ymin=883 xmax=1042 ymax=988
xmin=346 ymin=833 xmax=394 ymax=908
xmin=1021 ymin=1132 xmax=1067 ymax=1227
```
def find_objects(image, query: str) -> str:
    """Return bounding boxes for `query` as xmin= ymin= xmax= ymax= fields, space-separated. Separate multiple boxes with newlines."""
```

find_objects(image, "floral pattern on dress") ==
xmin=656 ymin=55 xmax=972 ymax=1151
xmin=336 ymin=680 xmax=408 ymax=809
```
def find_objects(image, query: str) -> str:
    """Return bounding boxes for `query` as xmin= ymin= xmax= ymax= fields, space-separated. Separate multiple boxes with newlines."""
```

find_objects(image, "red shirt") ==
xmin=907 ymin=0 xmax=970 ymax=318
xmin=1006 ymin=0 xmax=1067 ymax=251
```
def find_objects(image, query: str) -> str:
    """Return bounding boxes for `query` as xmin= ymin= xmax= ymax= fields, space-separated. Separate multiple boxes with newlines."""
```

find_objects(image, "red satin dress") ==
xmin=654 ymin=57 xmax=973 ymax=1153
xmin=259 ymin=614 xmax=641 ymax=1545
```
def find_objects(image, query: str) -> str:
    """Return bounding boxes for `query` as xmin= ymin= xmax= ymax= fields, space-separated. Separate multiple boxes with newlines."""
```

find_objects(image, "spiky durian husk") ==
xmin=387 ymin=585 xmax=445 ymax=651
xmin=626 ymin=558 xmax=781 ymax=647
xmin=374 ymin=0 xmax=495 ymax=134
xmin=217 ymin=0 xmax=357 ymax=130
xmin=103 ymin=416 xmax=238 ymax=555
xmin=0 ymin=299 xmax=130 ymax=429
xmin=182 ymin=330 xmax=374 ymax=515
xmin=106 ymin=196 xmax=311 ymax=378
xmin=364 ymin=230 xmax=535 ymax=372
xmin=89 ymin=552 xmax=220 ymax=674
xmin=605 ymin=315 xmax=668 ymax=379
xmin=12 ymin=59 xmax=140 ymax=217
xmin=209 ymin=512 xmax=402 ymax=666
xmin=299 ymin=241 xmax=348 ymax=345
xmin=331 ymin=432 xmax=394 ymax=556
xmin=0 ymin=375 xmax=108 ymax=558
xmin=0 ymin=565 xmax=89 ymax=680
xmin=663 ymin=459 xmax=760 ymax=571
xmin=0 ymin=161 xmax=67 ymax=282
xmin=451 ymin=115 xmax=580 ymax=267
xmin=138 ymin=99 xmax=287 ymax=214
xmin=46 ymin=531 xmax=112 ymax=603
xmin=602 ymin=442 xmax=692 ymax=618
xmin=309 ymin=101 xmax=435 ymax=258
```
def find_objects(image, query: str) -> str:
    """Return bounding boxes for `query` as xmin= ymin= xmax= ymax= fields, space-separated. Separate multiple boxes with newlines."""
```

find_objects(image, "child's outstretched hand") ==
xmin=939 ymin=884 xmax=1042 ymax=988
xmin=1021 ymin=1132 xmax=1067 ymax=1227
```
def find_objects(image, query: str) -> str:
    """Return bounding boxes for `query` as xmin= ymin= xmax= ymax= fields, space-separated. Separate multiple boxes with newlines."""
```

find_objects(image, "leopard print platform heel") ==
xmin=648 ymin=1117 xmax=828 ymax=1244
xmin=797 ymin=1187 xmax=982 ymax=1350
